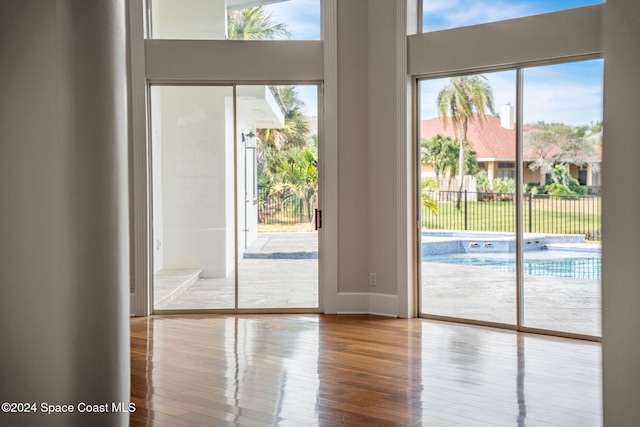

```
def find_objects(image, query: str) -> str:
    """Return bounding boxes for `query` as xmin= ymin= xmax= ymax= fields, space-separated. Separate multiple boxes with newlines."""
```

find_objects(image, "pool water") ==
xmin=424 ymin=250 xmax=601 ymax=280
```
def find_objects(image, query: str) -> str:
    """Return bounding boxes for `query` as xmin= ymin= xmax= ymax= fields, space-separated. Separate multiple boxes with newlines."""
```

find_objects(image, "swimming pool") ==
xmin=423 ymin=250 xmax=601 ymax=280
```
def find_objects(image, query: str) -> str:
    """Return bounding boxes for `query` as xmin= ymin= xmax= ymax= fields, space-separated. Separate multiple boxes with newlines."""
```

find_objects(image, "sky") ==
xmin=258 ymin=1 xmax=604 ymax=125
xmin=423 ymin=0 xmax=604 ymax=32
xmin=420 ymin=60 xmax=604 ymax=126
xmin=419 ymin=1 xmax=605 ymax=126
xmin=261 ymin=0 xmax=320 ymax=117
xmin=263 ymin=0 xmax=605 ymax=38
xmin=293 ymin=85 xmax=319 ymax=117
xmin=262 ymin=0 xmax=321 ymax=41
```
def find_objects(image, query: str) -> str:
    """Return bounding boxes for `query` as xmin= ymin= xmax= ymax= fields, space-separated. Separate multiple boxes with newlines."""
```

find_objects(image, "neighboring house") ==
xmin=420 ymin=111 xmax=602 ymax=189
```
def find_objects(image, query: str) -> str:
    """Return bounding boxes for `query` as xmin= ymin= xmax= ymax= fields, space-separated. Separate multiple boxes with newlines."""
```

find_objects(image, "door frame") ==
xmin=140 ymin=81 xmax=324 ymax=315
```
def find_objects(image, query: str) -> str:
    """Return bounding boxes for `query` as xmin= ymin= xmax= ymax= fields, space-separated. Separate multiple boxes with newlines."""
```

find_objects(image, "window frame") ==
xmin=414 ymin=56 xmax=603 ymax=341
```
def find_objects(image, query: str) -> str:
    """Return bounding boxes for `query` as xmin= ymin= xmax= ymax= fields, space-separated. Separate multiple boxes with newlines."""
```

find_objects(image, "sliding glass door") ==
xmin=419 ymin=70 xmax=517 ymax=326
xmin=418 ymin=60 xmax=603 ymax=338
xmin=150 ymin=84 xmax=319 ymax=311
xmin=236 ymin=85 xmax=319 ymax=309
xmin=150 ymin=85 xmax=235 ymax=310
xmin=520 ymin=61 xmax=603 ymax=337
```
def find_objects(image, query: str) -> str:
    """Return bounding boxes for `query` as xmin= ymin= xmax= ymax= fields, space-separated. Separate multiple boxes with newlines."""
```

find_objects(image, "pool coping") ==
xmin=422 ymin=230 xmax=601 ymax=256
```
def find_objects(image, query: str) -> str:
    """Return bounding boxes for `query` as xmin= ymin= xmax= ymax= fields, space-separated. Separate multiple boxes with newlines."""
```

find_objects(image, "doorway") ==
xmin=150 ymin=84 xmax=320 ymax=312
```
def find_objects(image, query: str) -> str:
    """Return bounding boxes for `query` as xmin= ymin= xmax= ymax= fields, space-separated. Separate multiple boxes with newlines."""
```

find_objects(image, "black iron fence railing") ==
xmin=257 ymin=189 xmax=315 ymax=225
xmin=421 ymin=190 xmax=601 ymax=241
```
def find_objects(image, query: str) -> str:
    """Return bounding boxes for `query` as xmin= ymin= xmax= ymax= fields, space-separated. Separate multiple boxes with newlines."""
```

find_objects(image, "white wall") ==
xmin=154 ymin=86 xmax=235 ymax=277
xmin=151 ymin=89 xmax=165 ymax=272
xmin=151 ymin=0 xmax=227 ymax=40
xmin=225 ymin=96 xmax=238 ymax=272
xmin=0 ymin=1 xmax=130 ymax=425
xmin=332 ymin=0 xmax=408 ymax=316
xmin=368 ymin=0 xmax=402 ymax=297
xmin=151 ymin=86 xmax=265 ymax=276
xmin=601 ymin=0 xmax=640 ymax=424
xmin=336 ymin=0 xmax=370 ymax=294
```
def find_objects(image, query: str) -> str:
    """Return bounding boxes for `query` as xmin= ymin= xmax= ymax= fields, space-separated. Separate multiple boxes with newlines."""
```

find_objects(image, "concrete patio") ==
xmin=422 ymin=262 xmax=601 ymax=337
xmin=153 ymin=232 xmax=601 ymax=337
xmin=154 ymin=232 xmax=319 ymax=310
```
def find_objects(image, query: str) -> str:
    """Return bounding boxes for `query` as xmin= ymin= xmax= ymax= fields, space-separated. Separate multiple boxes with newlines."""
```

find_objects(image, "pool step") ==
xmin=154 ymin=269 xmax=202 ymax=309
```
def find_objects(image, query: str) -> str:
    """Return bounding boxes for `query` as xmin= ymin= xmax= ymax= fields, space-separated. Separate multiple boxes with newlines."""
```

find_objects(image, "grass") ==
xmin=422 ymin=197 xmax=601 ymax=239
xmin=258 ymin=197 xmax=602 ymax=240
xmin=258 ymin=222 xmax=315 ymax=233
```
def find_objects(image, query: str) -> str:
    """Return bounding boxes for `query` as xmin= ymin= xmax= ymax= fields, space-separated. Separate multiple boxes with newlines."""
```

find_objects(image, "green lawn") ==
xmin=258 ymin=195 xmax=602 ymax=240
xmin=422 ymin=197 xmax=601 ymax=240
xmin=258 ymin=222 xmax=315 ymax=233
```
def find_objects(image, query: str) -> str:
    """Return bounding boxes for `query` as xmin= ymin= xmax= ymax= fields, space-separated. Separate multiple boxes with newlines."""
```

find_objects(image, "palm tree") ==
xmin=227 ymin=8 xmax=316 ymax=223
xmin=259 ymin=87 xmax=310 ymax=150
xmin=437 ymin=75 xmax=495 ymax=209
xmin=256 ymin=86 xmax=311 ymax=179
xmin=227 ymin=7 xmax=291 ymax=40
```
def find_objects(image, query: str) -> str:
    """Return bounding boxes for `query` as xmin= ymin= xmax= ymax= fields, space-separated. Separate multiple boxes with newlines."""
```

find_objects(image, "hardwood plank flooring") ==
xmin=130 ymin=315 xmax=601 ymax=426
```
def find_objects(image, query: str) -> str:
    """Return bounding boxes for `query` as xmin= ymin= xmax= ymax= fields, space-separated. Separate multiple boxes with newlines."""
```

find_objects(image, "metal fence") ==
xmin=257 ymin=189 xmax=315 ymax=225
xmin=421 ymin=190 xmax=601 ymax=241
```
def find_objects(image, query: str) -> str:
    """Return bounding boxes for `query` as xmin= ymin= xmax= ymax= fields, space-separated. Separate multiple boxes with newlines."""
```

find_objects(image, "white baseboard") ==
xmin=336 ymin=292 xmax=398 ymax=317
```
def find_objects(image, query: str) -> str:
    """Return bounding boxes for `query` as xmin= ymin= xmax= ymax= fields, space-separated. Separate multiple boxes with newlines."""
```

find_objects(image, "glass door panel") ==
xmin=237 ymin=85 xmax=319 ymax=309
xmin=150 ymin=84 xmax=320 ymax=311
xmin=521 ymin=60 xmax=603 ymax=336
xmin=419 ymin=70 xmax=517 ymax=325
xmin=151 ymin=85 xmax=236 ymax=310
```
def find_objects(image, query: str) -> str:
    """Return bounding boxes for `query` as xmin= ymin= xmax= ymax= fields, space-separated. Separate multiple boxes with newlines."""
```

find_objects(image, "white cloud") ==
xmin=419 ymin=64 xmax=603 ymax=126
xmin=423 ymin=0 xmax=462 ymax=13
xmin=263 ymin=0 xmax=320 ymax=40
xmin=424 ymin=0 xmax=534 ymax=30
xmin=424 ymin=0 xmax=604 ymax=31
xmin=522 ymin=62 xmax=603 ymax=125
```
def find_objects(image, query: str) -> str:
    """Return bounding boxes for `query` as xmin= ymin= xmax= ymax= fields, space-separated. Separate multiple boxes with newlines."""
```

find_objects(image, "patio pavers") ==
xmin=156 ymin=232 xmax=318 ymax=310
xmin=155 ymin=232 xmax=601 ymax=337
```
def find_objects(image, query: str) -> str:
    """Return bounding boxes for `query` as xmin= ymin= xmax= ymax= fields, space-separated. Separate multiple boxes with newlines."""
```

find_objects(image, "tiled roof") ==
xmin=420 ymin=114 xmax=602 ymax=162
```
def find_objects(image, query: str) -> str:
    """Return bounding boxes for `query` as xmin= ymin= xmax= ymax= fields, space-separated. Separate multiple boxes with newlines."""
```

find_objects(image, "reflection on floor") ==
xmin=130 ymin=314 xmax=602 ymax=426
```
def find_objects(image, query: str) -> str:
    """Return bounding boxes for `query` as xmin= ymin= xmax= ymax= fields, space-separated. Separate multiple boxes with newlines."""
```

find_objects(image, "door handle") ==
xmin=315 ymin=209 xmax=322 ymax=230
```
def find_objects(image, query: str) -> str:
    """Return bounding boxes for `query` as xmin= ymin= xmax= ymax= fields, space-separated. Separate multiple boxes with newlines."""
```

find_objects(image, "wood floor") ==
xmin=130 ymin=314 xmax=602 ymax=426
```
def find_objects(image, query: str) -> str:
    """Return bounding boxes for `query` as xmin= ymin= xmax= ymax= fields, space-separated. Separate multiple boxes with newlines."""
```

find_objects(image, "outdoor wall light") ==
xmin=242 ymin=127 xmax=257 ymax=148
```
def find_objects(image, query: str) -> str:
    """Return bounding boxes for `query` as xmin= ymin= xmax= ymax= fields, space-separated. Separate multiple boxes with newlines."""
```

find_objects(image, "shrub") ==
xmin=492 ymin=177 xmax=516 ymax=194
xmin=545 ymin=182 xmax=569 ymax=195
xmin=524 ymin=184 xmax=542 ymax=195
